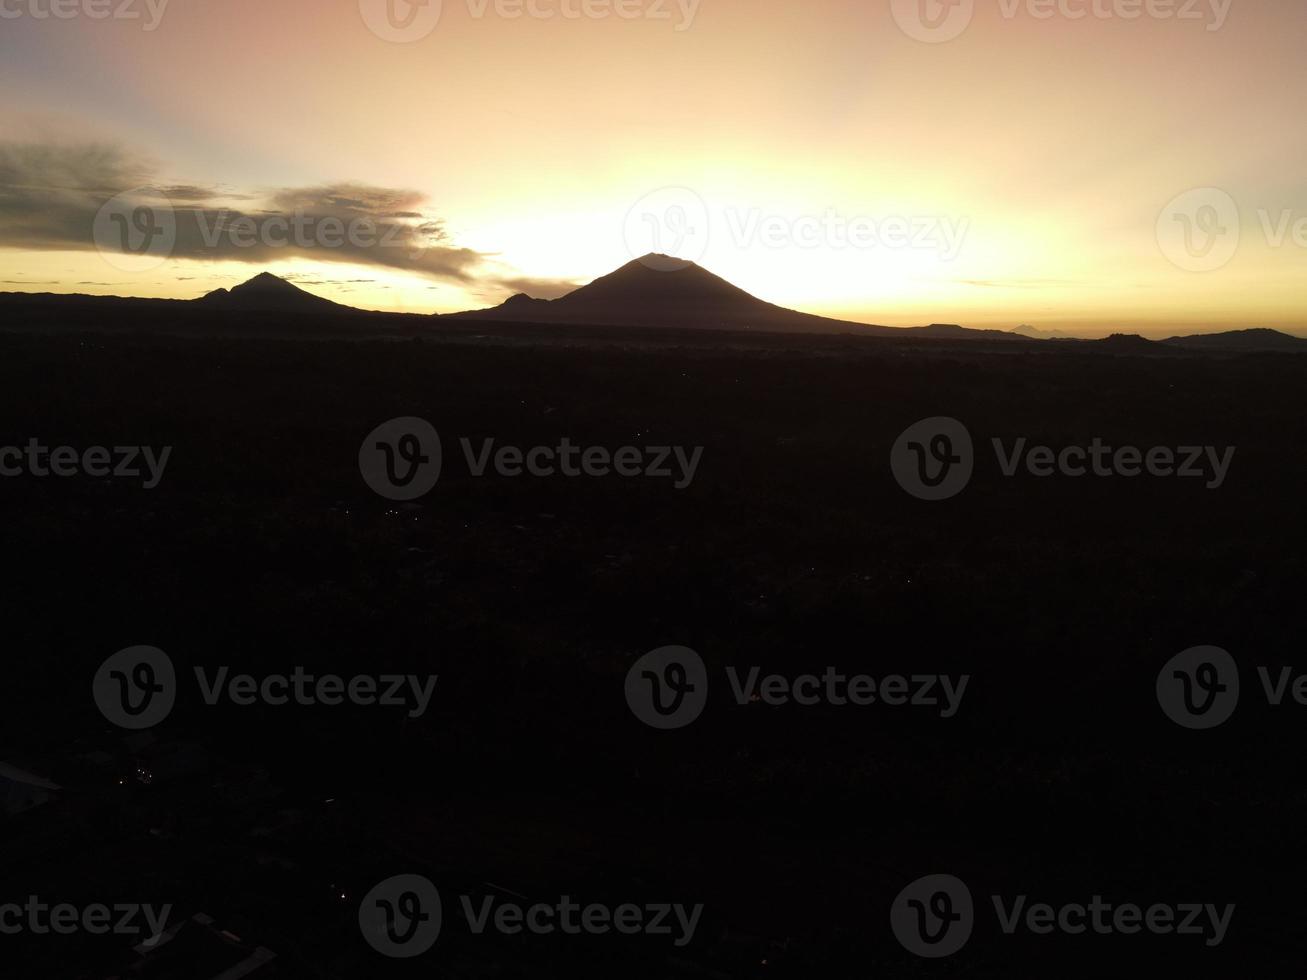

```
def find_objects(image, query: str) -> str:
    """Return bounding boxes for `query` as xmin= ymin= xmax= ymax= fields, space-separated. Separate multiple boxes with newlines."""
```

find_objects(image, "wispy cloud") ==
xmin=0 ymin=139 xmax=571 ymax=299
xmin=956 ymin=278 xmax=1086 ymax=289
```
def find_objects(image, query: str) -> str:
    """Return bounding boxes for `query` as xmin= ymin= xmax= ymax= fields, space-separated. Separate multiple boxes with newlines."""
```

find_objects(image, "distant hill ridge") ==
xmin=1161 ymin=327 xmax=1307 ymax=352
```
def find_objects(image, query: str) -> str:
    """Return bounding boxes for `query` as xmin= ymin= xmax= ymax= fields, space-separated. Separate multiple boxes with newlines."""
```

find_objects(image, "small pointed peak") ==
xmin=629 ymin=253 xmax=699 ymax=273
xmin=194 ymin=271 xmax=347 ymax=313
xmin=241 ymin=272 xmax=292 ymax=288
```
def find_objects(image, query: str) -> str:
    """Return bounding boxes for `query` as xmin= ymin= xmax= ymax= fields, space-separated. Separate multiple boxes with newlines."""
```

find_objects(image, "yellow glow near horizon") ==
xmin=3 ymin=0 xmax=1307 ymax=336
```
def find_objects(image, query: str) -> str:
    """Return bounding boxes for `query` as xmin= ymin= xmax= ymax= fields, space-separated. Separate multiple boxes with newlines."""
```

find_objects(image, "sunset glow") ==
xmin=3 ymin=0 xmax=1306 ymax=336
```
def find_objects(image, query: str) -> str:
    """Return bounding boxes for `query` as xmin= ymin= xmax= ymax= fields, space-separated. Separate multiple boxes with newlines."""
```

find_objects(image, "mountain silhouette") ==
xmin=1162 ymin=328 xmax=1307 ymax=352
xmin=2 ymin=269 xmax=1304 ymax=350
xmin=450 ymin=255 xmax=1039 ymax=339
xmin=1092 ymin=333 xmax=1171 ymax=354
xmin=197 ymin=272 xmax=355 ymax=315
xmin=557 ymin=255 xmax=769 ymax=307
xmin=1010 ymin=324 xmax=1077 ymax=340
xmin=450 ymin=255 xmax=900 ymax=335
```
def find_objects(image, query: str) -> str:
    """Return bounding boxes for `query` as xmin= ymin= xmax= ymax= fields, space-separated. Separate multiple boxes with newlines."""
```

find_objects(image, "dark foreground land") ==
xmin=0 ymin=315 xmax=1304 ymax=977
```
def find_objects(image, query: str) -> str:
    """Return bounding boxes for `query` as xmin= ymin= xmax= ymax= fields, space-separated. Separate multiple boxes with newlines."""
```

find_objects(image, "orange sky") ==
xmin=2 ymin=0 xmax=1305 ymax=337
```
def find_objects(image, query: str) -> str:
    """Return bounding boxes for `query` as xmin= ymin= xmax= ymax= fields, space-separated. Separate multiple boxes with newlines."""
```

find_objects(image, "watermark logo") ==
xmin=623 ymin=187 xmax=712 ymax=271
xmin=94 ymin=648 xmax=438 ymax=729
xmin=92 ymin=189 xmax=176 ymax=273
xmin=1159 ymin=187 xmax=1307 ymax=272
xmin=893 ymin=419 xmax=1236 ymax=500
xmin=461 ymin=894 xmax=703 ymax=947
xmin=359 ymin=0 xmax=443 ymax=41
xmin=1159 ymin=648 xmax=1307 ymax=729
xmin=472 ymin=0 xmax=702 ymax=29
xmin=724 ymin=209 xmax=968 ymax=258
xmin=1158 ymin=645 xmax=1239 ymax=729
xmin=728 ymin=668 xmax=968 ymax=716
xmin=991 ymin=894 xmax=1234 ymax=946
xmin=193 ymin=667 xmax=437 ymax=717
xmin=359 ymin=875 xmax=703 ymax=953
xmin=360 ymin=417 xmax=703 ymax=499
xmin=625 ymin=649 xmax=968 ymax=729
xmin=992 ymin=438 xmax=1235 ymax=488
xmin=893 ymin=0 xmax=1233 ymax=41
xmin=891 ymin=417 xmax=974 ymax=501
xmin=360 ymin=417 xmax=443 ymax=501
xmin=359 ymin=0 xmax=700 ymax=40
xmin=1002 ymin=0 xmax=1232 ymax=30
xmin=891 ymin=874 xmax=974 ymax=957
xmin=894 ymin=874 xmax=1235 ymax=956
xmin=360 ymin=875 xmax=442 ymax=957
xmin=623 ymin=188 xmax=969 ymax=270
xmin=94 ymin=189 xmax=440 ymax=268
xmin=1157 ymin=188 xmax=1241 ymax=273
xmin=191 ymin=209 xmax=436 ymax=261
xmin=93 ymin=646 xmax=176 ymax=730
xmin=891 ymin=0 xmax=975 ymax=43
xmin=625 ymin=646 xmax=709 ymax=730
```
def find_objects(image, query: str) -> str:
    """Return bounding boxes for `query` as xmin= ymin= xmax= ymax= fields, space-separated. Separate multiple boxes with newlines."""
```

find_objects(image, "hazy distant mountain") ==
xmin=912 ymin=323 xmax=1026 ymax=340
xmin=197 ymin=272 xmax=356 ymax=315
xmin=1161 ymin=328 xmax=1307 ymax=352
xmin=1010 ymin=324 xmax=1077 ymax=340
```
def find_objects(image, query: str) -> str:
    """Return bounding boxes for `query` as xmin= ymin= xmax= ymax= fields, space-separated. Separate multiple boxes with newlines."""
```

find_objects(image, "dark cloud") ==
xmin=159 ymin=184 xmax=228 ymax=202
xmin=283 ymin=274 xmax=379 ymax=287
xmin=0 ymin=140 xmax=558 ymax=296
xmin=0 ymin=141 xmax=146 ymax=197
xmin=491 ymin=275 xmax=579 ymax=300
xmin=267 ymin=184 xmax=429 ymax=218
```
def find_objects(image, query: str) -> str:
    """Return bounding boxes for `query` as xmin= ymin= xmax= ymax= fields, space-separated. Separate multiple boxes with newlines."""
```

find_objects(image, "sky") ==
xmin=1 ymin=0 xmax=1305 ymax=336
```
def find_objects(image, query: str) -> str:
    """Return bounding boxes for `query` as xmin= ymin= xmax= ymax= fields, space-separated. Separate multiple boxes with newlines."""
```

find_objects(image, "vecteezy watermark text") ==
xmin=0 ymin=0 xmax=169 ymax=29
xmin=891 ymin=874 xmax=1234 ymax=958
xmin=624 ymin=646 xmax=969 ymax=729
xmin=359 ymin=417 xmax=703 ymax=501
xmin=891 ymin=417 xmax=1235 ymax=500
xmin=891 ymin=0 xmax=1232 ymax=45
xmin=0 ymin=440 xmax=171 ymax=489
xmin=92 ymin=190 xmax=440 ymax=274
xmin=0 ymin=897 xmax=172 ymax=943
xmin=359 ymin=875 xmax=703 ymax=958
xmin=191 ymin=210 xmax=430 ymax=256
xmin=623 ymin=187 xmax=970 ymax=269
xmin=358 ymin=0 xmax=702 ymax=43
xmin=93 ymin=646 xmax=437 ymax=729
